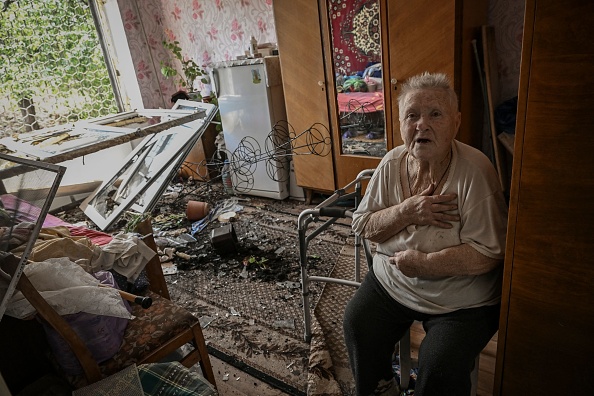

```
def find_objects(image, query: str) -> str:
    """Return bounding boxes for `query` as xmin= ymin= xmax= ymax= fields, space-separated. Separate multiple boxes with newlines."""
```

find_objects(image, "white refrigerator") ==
xmin=212 ymin=56 xmax=289 ymax=200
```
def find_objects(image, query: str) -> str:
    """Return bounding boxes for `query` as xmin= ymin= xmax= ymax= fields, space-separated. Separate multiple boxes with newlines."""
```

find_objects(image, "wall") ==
xmin=116 ymin=0 xmax=277 ymax=109
xmin=118 ymin=0 xmax=523 ymax=110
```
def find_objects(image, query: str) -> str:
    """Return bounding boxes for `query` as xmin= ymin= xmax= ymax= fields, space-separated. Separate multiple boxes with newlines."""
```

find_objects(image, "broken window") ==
xmin=80 ymin=103 xmax=218 ymax=230
xmin=0 ymin=0 xmax=129 ymax=136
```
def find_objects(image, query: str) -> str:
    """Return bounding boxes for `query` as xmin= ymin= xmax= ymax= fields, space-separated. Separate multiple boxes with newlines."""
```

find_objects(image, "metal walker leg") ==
xmin=297 ymin=169 xmax=375 ymax=342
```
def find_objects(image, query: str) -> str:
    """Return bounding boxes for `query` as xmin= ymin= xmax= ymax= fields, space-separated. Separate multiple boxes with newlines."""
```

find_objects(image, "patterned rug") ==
xmin=329 ymin=0 xmax=381 ymax=75
xmin=309 ymin=242 xmax=367 ymax=395
xmin=165 ymin=207 xmax=350 ymax=395
xmin=310 ymin=243 xmax=423 ymax=396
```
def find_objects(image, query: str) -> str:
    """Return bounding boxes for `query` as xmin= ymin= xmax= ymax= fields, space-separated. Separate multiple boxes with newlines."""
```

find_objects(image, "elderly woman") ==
xmin=343 ymin=72 xmax=508 ymax=396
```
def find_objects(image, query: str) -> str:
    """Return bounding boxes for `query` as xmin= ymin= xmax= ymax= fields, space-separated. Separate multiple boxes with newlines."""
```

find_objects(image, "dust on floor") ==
xmin=54 ymin=178 xmax=355 ymax=395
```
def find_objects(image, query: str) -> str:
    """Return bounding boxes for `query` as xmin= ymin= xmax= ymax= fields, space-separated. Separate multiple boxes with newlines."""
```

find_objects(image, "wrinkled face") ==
xmin=400 ymin=88 xmax=461 ymax=161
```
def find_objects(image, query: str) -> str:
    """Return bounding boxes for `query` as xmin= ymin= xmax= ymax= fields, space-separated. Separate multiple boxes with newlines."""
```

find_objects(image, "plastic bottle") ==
xmin=221 ymin=159 xmax=234 ymax=195
xmin=249 ymin=36 xmax=258 ymax=58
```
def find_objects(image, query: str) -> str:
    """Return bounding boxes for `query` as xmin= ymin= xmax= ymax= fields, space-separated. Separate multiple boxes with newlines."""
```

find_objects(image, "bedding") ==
xmin=1 ymin=193 xmax=156 ymax=316
xmin=0 ymin=194 xmax=113 ymax=246
xmin=337 ymin=91 xmax=384 ymax=113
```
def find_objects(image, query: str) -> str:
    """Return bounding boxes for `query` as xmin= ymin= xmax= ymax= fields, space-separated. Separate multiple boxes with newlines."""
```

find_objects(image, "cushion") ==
xmin=139 ymin=361 xmax=216 ymax=396
xmin=99 ymin=290 xmax=198 ymax=377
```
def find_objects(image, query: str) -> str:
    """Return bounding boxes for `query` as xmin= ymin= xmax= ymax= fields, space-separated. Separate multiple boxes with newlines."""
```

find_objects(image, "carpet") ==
xmin=164 ymin=205 xmax=350 ymax=395
xmin=309 ymin=242 xmax=367 ymax=395
xmin=310 ymin=242 xmax=424 ymax=396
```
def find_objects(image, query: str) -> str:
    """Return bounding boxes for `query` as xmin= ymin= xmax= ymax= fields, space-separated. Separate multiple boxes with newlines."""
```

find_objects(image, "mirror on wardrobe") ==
xmin=328 ymin=0 xmax=386 ymax=158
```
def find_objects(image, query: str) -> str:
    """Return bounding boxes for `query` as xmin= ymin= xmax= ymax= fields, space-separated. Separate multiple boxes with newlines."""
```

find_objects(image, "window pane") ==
xmin=0 ymin=0 xmax=119 ymax=137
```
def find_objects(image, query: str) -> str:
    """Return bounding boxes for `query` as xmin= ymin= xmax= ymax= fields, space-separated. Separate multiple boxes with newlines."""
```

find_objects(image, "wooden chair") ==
xmin=0 ymin=218 xmax=216 ymax=390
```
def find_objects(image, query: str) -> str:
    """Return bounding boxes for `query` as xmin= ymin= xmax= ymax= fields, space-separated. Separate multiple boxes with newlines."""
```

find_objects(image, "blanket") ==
xmin=9 ymin=226 xmax=155 ymax=282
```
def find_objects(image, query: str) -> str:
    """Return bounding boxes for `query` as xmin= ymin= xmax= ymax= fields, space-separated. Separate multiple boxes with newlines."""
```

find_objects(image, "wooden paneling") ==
xmin=387 ymin=0 xmax=456 ymax=147
xmin=495 ymin=0 xmax=594 ymax=394
xmin=273 ymin=0 xmax=335 ymax=193
xmin=458 ymin=0 xmax=488 ymax=149
xmin=387 ymin=0 xmax=486 ymax=149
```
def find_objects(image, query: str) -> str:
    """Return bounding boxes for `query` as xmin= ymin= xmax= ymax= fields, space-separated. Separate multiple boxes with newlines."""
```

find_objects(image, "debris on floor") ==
xmin=161 ymin=263 xmax=178 ymax=275
xmin=55 ymin=178 xmax=353 ymax=348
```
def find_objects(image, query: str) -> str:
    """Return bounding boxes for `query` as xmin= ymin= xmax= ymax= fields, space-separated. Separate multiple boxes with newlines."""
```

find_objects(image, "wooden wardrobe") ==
xmin=494 ymin=0 xmax=594 ymax=394
xmin=273 ymin=0 xmax=487 ymax=193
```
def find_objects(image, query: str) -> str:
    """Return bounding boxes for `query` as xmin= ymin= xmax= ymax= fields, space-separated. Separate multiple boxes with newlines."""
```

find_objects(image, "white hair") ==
xmin=397 ymin=72 xmax=458 ymax=119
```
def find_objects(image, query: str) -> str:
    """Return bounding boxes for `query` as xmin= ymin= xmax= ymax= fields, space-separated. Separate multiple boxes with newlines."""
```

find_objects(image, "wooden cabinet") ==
xmin=273 ymin=1 xmax=336 ymax=194
xmin=387 ymin=0 xmax=486 ymax=153
xmin=494 ymin=0 xmax=594 ymax=394
xmin=275 ymin=0 xmax=486 ymax=192
xmin=179 ymin=123 xmax=218 ymax=180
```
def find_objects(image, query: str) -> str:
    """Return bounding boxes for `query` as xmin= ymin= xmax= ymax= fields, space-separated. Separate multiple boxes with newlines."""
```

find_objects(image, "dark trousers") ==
xmin=343 ymin=270 xmax=500 ymax=396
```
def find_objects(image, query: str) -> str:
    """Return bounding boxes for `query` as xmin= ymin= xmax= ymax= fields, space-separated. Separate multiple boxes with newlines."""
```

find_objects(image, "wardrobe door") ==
xmin=387 ymin=0 xmax=455 ymax=147
xmin=322 ymin=0 xmax=387 ymax=189
xmin=386 ymin=0 xmax=485 ymax=148
xmin=495 ymin=0 xmax=594 ymax=394
xmin=274 ymin=0 xmax=336 ymax=193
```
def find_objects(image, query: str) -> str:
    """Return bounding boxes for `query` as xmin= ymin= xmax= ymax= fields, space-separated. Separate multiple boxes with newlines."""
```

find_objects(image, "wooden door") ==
xmin=387 ymin=0 xmax=486 ymax=149
xmin=273 ymin=0 xmax=335 ymax=193
xmin=494 ymin=0 xmax=594 ymax=394
xmin=387 ymin=0 xmax=456 ymax=147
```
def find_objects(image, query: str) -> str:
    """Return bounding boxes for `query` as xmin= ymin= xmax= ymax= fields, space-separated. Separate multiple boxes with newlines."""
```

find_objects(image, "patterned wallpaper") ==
xmin=117 ymin=0 xmax=276 ymax=109
xmin=117 ymin=0 xmax=524 ymax=109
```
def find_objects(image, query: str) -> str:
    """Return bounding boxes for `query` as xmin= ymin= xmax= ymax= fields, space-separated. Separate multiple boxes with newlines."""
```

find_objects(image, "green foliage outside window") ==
xmin=0 ymin=0 xmax=118 ymax=135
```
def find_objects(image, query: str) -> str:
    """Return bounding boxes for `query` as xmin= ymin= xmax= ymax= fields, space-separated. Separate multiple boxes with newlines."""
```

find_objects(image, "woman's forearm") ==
xmin=390 ymin=244 xmax=502 ymax=278
xmin=357 ymin=205 xmax=411 ymax=243
xmin=355 ymin=192 xmax=459 ymax=243
xmin=424 ymin=244 xmax=502 ymax=277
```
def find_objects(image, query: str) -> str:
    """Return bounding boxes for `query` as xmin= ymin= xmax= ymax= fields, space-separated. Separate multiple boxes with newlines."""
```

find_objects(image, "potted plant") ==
xmin=160 ymin=40 xmax=222 ymax=132
xmin=160 ymin=39 xmax=209 ymax=99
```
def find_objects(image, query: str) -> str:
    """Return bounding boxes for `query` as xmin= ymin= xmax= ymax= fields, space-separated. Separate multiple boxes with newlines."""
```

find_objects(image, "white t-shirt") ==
xmin=352 ymin=140 xmax=508 ymax=314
